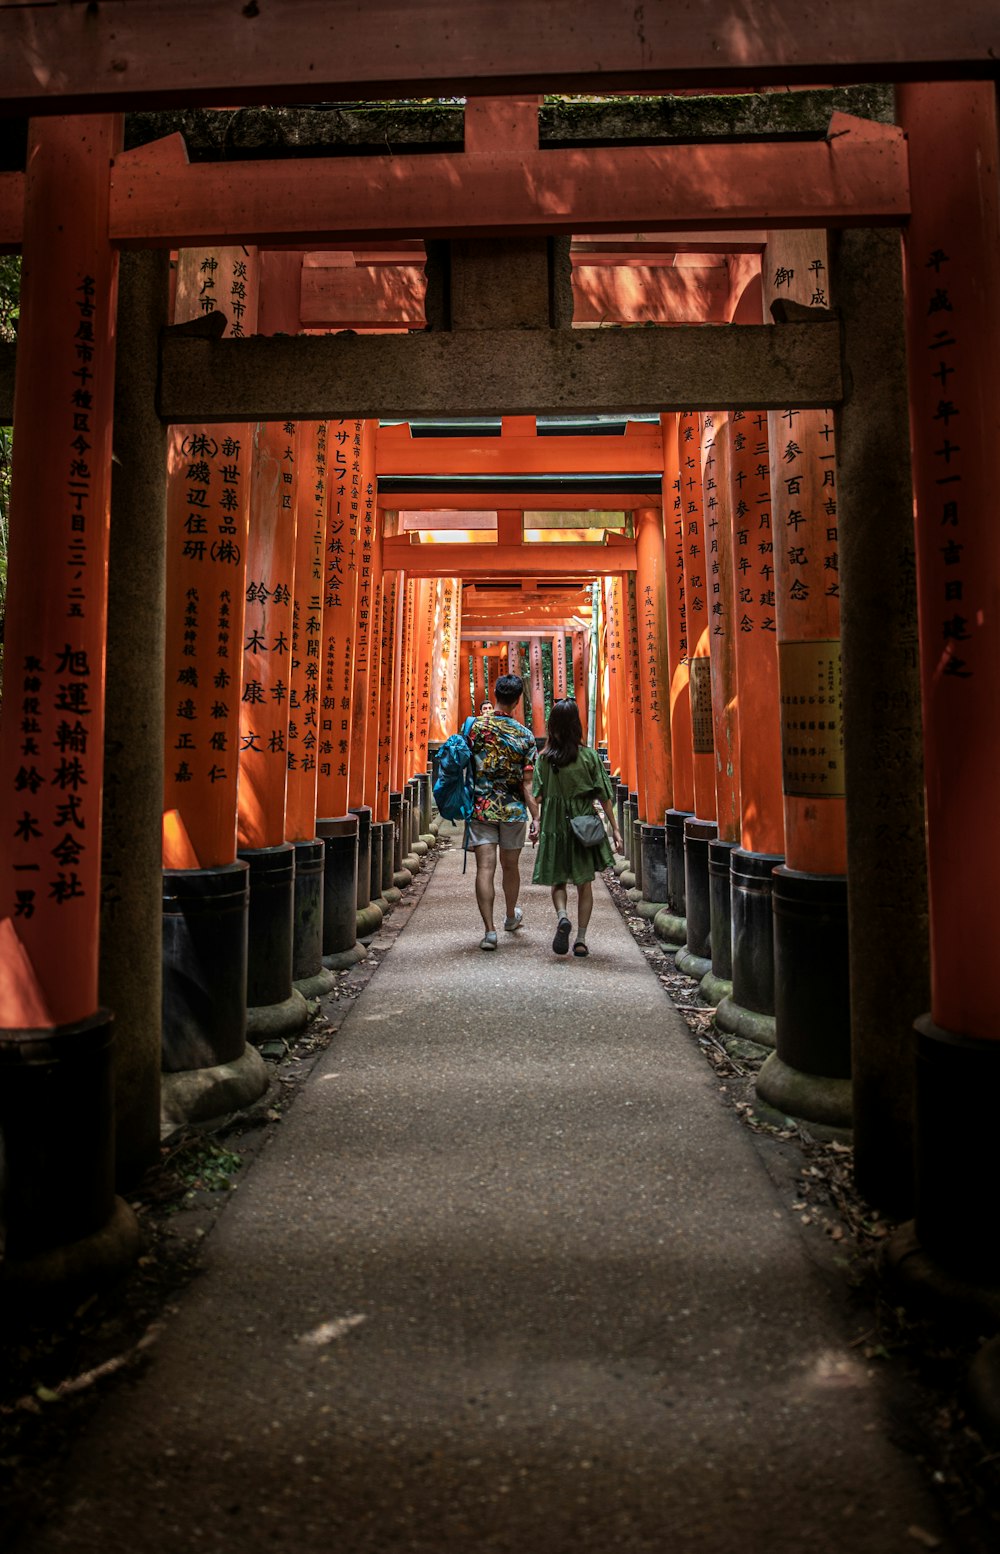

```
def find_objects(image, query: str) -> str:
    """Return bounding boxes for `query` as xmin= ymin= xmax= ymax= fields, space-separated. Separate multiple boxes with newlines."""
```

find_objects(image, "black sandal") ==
xmin=552 ymin=916 xmax=572 ymax=955
xmin=572 ymin=941 xmax=589 ymax=957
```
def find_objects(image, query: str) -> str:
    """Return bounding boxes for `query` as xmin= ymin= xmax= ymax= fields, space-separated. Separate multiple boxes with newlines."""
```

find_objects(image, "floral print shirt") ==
xmin=468 ymin=713 xmax=537 ymax=824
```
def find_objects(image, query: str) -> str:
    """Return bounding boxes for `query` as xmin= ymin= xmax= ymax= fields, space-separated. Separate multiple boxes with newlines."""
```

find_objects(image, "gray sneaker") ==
xmin=503 ymin=907 xmax=524 ymax=932
xmin=479 ymin=930 xmax=498 ymax=951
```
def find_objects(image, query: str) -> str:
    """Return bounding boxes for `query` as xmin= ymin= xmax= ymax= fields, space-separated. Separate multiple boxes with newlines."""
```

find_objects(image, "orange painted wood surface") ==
xmin=604 ymin=577 xmax=628 ymax=786
xmin=765 ymin=231 xmax=846 ymax=875
xmin=285 ymin=421 xmax=327 ymax=842
xmin=237 ymin=416 xmax=297 ymax=850
xmin=376 ymin=569 xmax=398 ymax=820
xmin=316 ymin=419 xmax=362 ymax=819
xmin=381 ymin=538 xmax=636 ymax=577
xmin=528 ymin=639 xmax=546 ymax=737
xmin=362 ymin=513 xmax=385 ymax=812
xmin=347 ymin=422 xmax=378 ymax=809
xmin=107 ymin=118 xmax=909 ymax=249
xmin=572 ymin=629 xmax=588 ymax=739
xmin=393 ymin=579 xmax=415 ymax=791
xmin=162 ymin=246 xmax=259 ymax=871
xmin=553 ymin=630 xmax=568 ymax=701
xmin=623 ymin=573 xmax=648 ymax=816
xmin=412 ymin=579 xmax=438 ymax=773
xmin=678 ymin=413 xmax=717 ymax=821
xmin=634 ymin=506 xmax=672 ymax=821
xmin=0 ymin=116 xmax=120 ymax=1026
xmin=457 ymin=644 xmax=473 ymax=733
xmin=701 ymin=419 xmax=741 ymax=845
xmin=378 ymin=431 xmax=663 ymax=478
xmin=0 ymin=5 xmax=995 ymax=113
xmin=663 ymin=416 xmax=695 ymax=814
xmin=381 ymin=491 xmax=656 ymax=513
xmin=899 ymin=82 xmax=1000 ymax=1038
xmin=728 ymin=409 xmax=785 ymax=855
xmin=428 ymin=579 xmax=463 ymax=744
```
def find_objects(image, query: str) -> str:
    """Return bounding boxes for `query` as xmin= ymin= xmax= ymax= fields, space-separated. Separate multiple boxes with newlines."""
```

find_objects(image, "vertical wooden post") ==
xmin=456 ymin=639 xmax=473 ymax=731
xmin=553 ymin=628 xmax=568 ymax=701
xmin=634 ymin=506 xmax=672 ymax=915
xmin=756 ymin=231 xmax=852 ymax=1135
xmin=286 ymin=419 xmax=336 ymax=1000
xmin=890 ymin=83 xmax=998 ymax=1270
xmin=0 ymin=114 xmax=139 ymax=1277
xmin=528 ymin=638 xmax=546 ymax=737
xmin=160 ymin=246 xmax=270 ymax=1119
xmin=715 ymin=392 xmax=786 ymax=1048
xmin=571 ymin=628 xmax=588 ymax=737
xmin=472 ymin=644 xmax=487 ymax=709
xmin=428 ymin=578 xmax=462 ymax=746
xmin=316 ymin=418 xmax=365 ymax=971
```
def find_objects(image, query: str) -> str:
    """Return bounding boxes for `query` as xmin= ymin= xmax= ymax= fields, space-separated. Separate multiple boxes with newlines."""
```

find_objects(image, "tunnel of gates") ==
xmin=0 ymin=8 xmax=997 ymax=1311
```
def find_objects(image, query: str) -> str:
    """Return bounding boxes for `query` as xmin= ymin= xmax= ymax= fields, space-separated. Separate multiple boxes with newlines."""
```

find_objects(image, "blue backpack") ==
xmin=433 ymin=732 xmax=475 ymax=821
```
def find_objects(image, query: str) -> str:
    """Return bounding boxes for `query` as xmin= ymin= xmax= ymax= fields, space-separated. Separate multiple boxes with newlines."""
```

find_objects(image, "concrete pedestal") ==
xmin=655 ymin=808 xmax=692 ymax=946
xmin=637 ymin=822 xmax=668 ymax=920
xmin=701 ymin=838 xmax=738 ymax=1006
xmin=240 ymin=843 xmax=309 ymax=1041
xmin=318 ymin=815 xmax=366 ymax=971
xmin=715 ymin=849 xmax=783 ymax=1048
xmin=291 ymin=838 xmax=337 ymax=1000
xmin=675 ymin=818 xmax=716 ymax=981
xmin=350 ymin=804 xmax=384 ymax=940
xmin=755 ymin=867 xmax=852 ymax=1136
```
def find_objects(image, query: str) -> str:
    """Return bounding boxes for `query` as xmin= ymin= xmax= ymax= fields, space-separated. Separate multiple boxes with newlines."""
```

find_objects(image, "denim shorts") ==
xmin=467 ymin=818 xmax=528 ymax=851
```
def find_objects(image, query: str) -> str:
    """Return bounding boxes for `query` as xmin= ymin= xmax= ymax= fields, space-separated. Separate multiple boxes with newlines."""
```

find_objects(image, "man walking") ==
xmin=465 ymin=673 xmax=539 ymax=951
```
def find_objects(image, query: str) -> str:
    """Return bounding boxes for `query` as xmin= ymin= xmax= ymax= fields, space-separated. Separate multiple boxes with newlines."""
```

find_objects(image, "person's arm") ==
xmin=600 ymin=792 xmax=623 ymax=854
xmin=526 ymin=760 xmax=541 ymax=843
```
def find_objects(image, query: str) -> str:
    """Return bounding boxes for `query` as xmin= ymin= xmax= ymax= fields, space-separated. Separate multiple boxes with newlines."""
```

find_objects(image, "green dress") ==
xmin=531 ymin=745 xmax=615 ymax=885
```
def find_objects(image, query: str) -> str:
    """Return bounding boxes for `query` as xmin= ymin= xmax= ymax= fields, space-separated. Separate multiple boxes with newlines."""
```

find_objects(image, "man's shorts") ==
xmin=467 ymin=818 xmax=527 ymax=851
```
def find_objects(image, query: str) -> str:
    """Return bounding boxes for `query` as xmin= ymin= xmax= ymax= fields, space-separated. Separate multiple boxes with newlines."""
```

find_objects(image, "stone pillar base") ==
xmin=323 ymin=942 xmax=369 ymax=972
xmin=755 ymin=1050 xmax=852 ymax=1138
xmin=247 ymin=988 xmax=310 ymax=1042
xmin=393 ymin=869 xmax=414 ymax=889
xmin=715 ymin=994 xmax=776 ymax=1049
xmin=675 ymin=947 xmax=712 ymax=981
xmin=653 ymin=908 xmax=686 ymax=946
xmin=619 ymin=870 xmax=636 ymax=891
xmin=699 ymin=969 xmax=733 ymax=1007
xmin=160 ymin=1042 xmax=270 ymax=1129
xmin=1 ymin=1197 xmax=140 ymax=1306
xmin=356 ymin=902 xmax=384 ymax=940
xmin=293 ymin=966 xmax=338 ymax=1001
xmin=635 ymin=899 xmax=668 ymax=921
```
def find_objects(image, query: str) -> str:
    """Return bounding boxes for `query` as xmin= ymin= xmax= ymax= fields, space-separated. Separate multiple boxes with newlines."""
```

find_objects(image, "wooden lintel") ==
xmin=109 ymin=125 xmax=908 ymax=248
xmin=0 ymin=3 xmax=996 ymax=114
xmin=158 ymin=321 xmax=842 ymax=423
xmin=378 ymin=432 xmax=663 ymax=477
xmin=382 ymin=538 xmax=636 ymax=576
xmin=385 ymin=492 xmax=651 ymax=513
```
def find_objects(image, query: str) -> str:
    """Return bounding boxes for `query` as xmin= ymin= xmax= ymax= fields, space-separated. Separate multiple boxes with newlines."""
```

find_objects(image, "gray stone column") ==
xmin=832 ymin=226 xmax=930 ymax=1215
xmin=100 ymin=249 xmax=169 ymax=1186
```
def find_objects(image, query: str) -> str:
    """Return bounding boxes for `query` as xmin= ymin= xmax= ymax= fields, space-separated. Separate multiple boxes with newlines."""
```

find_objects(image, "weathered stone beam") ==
xmin=158 ymin=322 xmax=842 ymax=423
xmin=0 ymin=2 xmax=994 ymax=113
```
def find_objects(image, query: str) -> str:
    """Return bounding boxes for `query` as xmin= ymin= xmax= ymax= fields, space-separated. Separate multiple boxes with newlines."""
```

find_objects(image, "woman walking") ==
xmin=529 ymin=699 xmax=623 ymax=956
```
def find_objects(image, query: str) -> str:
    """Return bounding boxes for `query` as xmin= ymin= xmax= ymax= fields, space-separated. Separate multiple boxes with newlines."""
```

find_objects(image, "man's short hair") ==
xmin=493 ymin=673 xmax=524 ymax=705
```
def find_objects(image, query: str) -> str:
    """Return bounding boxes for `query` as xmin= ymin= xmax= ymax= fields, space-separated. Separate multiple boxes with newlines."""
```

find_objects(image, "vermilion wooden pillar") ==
xmin=427 ymin=578 xmax=462 ymax=747
xmin=160 ymin=247 xmax=268 ymax=1115
xmin=660 ymin=420 xmax=695 ymax=942
xmin=699 ymin=415 xmax=741 ymax=1004
xmin=633 ymin=506 xmax=672 ymax=915
xmin=621 ymin=572 xmax=647 ymax=897
xmin=0 ymin=114 xmax=138 ymax=1278
xmin=286 ymin=419 xmax=336 ymax=1001
xmin=571 ymin=629 xmax=588 ymax=741
xmin=756 ymin=231 xmax=852 ymax=1136
xmin=375 ymin=567 xmax=400 ymax=905
xmin=673 ymin=412 xmax=720 ymax=973
xmin=316 ymin=418 xmax=365 ymax=971
xmin=362 ymin=512 xmax=390 ymax=912
xmin=528 ymin=638 xmax=546 ymax=738
xmin=457 ymin=640 xmax=474 ymax=731
xmin=345 ymin=422 xmax=382 ymax=938
xmin=472 ymin=644 xmax=487 ymax=709
xmin=553 ymin=628 xmax=568 ymax=701
xmin=715 ymin=399 xmax=787 ymax=1049
xmin=893 ymin=82 xmax=1000 ymax=1278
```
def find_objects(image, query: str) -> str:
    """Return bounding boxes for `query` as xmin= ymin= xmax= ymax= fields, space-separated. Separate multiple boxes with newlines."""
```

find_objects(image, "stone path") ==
xmin=21 ymin=844 xmax=953 ymax=1553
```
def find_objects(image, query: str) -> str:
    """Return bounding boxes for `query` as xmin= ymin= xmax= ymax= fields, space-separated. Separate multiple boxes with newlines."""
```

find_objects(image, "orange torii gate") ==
xmin=0 ymin=72 xmax=948 ymax=1314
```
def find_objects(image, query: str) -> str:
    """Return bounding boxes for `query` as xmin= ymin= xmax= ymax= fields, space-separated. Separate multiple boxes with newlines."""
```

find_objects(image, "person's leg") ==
xmin=551 ymin=882 xmax=571 ymax=954
xmin=499 ymin=847 xmax=523 ymax=923
xmin=575 ymin=880 xmax=594 ymax=946
xmin=474 ymin=842 xmax=498 ymax=934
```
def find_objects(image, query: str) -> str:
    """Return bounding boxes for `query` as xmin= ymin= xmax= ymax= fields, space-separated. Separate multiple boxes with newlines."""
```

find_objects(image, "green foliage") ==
xmin=176 ymin=1141 xmax=243 ymax=1196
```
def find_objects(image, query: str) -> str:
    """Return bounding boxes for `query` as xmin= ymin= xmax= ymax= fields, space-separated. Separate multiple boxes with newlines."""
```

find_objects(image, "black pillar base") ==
xmin=701 ymin=837 xmax=738 ymax=1005
xmin=637 ymin=822 xmax=668 ymax=920
xmin=163 ymin=862 xmax=248 ymax=1072
xmin=318 ymin=815 xmax=366 ymax=970
xmin=292 ymin=838 xmax=337 ymax=1000
xmin=370 ymin=819 xmax=393 ymax=913
xmin=350 ymin=803 xmax=384 ymax=939
xmin=625 ymin=795 xmax=642 ymax=898
xmin=0 ymin=1008 xmax=121 ymax=1262
xmin=675 ymin=817 xmax=716 ymax=979
xmin=381 ymin=818 xmax=402 ymax=905
xmin=240 ymin=843 xmax=309 ymax=1040
xmin=715 ymin=848 xmax=783 ymax=1049
xmin=755 ymin=866 xmax=852 ymax=1132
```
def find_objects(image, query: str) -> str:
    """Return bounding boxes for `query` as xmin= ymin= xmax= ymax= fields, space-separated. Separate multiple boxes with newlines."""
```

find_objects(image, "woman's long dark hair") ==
xmin=543 ymin=698 xmax=584 ymax=768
